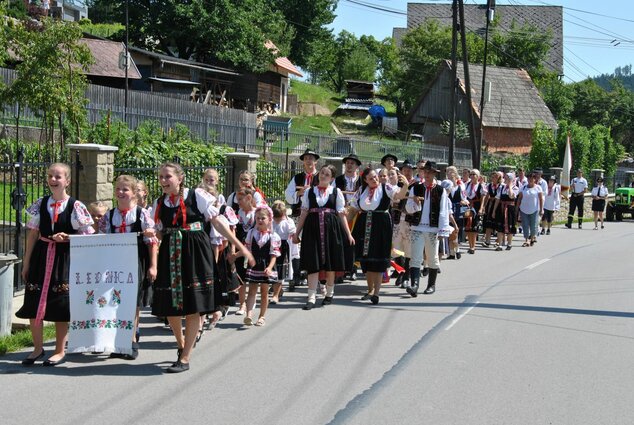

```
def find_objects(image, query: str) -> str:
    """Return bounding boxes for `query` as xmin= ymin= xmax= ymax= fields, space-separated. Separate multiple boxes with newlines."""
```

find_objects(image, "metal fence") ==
xmin=255 ymin=161 xmax=301 ymax=203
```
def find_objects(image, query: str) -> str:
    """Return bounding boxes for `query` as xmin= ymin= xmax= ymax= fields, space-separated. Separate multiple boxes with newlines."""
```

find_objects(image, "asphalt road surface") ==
xmin=2 ymin=222 xmax=633 ymax=425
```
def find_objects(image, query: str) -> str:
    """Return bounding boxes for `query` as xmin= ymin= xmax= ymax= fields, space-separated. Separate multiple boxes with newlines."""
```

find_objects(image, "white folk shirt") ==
xmin=405 ymin=182 xmax=450 ymax=233
xmin=350 ymin=183 xmax=399 ymax=211
xmin=301 ymin=185 xmax=346 ymax=212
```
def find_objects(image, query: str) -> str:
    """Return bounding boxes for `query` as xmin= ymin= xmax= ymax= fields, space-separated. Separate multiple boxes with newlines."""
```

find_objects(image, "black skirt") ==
xmin=352 ymin=211 xmax=392 ymax=273
xmin=152 ymin=230 xmax=216 ymax=317
xmin=300 ymin=211 xmax=348 ymax=274
xmin=16 ymin=239 xmax=71 ymax=322
xmin=592 ymin=199 xmax=606 ymax=212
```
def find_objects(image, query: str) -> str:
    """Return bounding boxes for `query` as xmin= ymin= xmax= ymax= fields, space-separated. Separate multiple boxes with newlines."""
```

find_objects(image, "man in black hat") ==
xmin=381 ymin=154 xmax=398 ymax=172
xmin=335 ymin=154 xmax=362 ymax=201
xmin=404 ymin=161 xmax=449 ymax=297
xmin=285 ymin=148 xmax=320 ymax=291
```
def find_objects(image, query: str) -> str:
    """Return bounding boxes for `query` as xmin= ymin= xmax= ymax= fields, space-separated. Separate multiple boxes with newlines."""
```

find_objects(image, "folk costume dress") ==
xmin=100 ymin=206 xmax=157 ymax=307
xmin=234 ymin=208 xmax=256 ymax=283
xmin=483 ymin=182 xmax=502 ymax=231
xmin=210 ymin=205 xmax=239 ymax=306
xmin=495 ymin=184 xmax=519 ymax=235
xmin=272 ymin=217 xmax=296 ymax=280
xmin=152 ymin=188 xmax=218 ymax=317
xmin=245 ymin=228 xmax=281 ymax=284
xmin=16 ymin=196 xmax=94 ymax=322
xmin=464 ymin=181 xmax=484 ymax=233
xmin=351 ymin=183 xmax=399 ymax=273
xmin=299 ymin=185 xmax=349 ymax=274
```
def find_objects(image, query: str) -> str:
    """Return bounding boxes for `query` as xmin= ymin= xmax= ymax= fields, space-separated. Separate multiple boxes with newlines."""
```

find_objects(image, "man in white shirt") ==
xmin=404 ymin=161 xmax=449 ymax=296
xmin=566 ymin=169 xmax=588 ymax=229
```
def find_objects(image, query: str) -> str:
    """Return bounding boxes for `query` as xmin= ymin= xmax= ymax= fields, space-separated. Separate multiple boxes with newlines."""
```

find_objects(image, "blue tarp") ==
xmin=368 ymin=104 xmax=386 ymax=119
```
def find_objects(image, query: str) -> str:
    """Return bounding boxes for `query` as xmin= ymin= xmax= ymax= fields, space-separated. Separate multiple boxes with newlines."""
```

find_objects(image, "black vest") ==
xmin=39 ymin=196 xmax=76 ymax=237
xmin=290 ymin=172 xmax=320 ymax=217
xmin=335 ymin=174 xmax=360 ymax=193
xmin=407 ymin=183 xmax=444 ymax=228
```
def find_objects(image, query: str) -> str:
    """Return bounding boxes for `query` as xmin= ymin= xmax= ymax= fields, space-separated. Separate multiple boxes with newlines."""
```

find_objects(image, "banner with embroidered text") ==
xmin=68 ymin=233 xmax=139 ymax=355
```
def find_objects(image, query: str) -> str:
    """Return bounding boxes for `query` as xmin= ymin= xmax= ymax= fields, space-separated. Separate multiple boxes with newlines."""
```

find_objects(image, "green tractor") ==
xmin=606 ymin=186 xmax=634 ymax=221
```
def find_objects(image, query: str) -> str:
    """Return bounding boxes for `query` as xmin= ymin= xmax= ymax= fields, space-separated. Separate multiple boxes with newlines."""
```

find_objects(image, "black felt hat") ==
xmin=299 ymin=149 xmax=320 ymax=161
xmin=381 ymin=153 xmax=398 ymax=166
xmin=421 ymin=161 xmax=440 ymax=173
xmin=342 ymin=153 xmax=362 ymax=166
xmin=400 ymin=159 xmax=414 ymax=169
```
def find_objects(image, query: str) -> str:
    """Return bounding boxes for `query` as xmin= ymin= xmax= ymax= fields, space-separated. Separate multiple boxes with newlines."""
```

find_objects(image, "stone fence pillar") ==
xmin=225 ymin=152 xmax=260 ymax=195
xmin=67 ymin=143 xmax=118 ymax=208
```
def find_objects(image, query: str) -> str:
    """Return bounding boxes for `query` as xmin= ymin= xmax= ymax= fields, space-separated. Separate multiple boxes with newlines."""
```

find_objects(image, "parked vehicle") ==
xmin=606 ymin=187 xmax=634 ymax=221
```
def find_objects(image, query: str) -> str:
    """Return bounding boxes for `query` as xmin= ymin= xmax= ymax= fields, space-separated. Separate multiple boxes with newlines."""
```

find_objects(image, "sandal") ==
xmin=255 ymin=317 xmax=266 ymax=327
xmin=522 ymin=242 xmax=530 ymax=247
xmin=243 ymin=317 xmax=253 ymax=326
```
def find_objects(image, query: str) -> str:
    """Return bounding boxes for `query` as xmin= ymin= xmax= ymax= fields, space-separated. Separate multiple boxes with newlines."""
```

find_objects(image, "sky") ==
xmin=329 ymin=0 xmax=634 ymax=83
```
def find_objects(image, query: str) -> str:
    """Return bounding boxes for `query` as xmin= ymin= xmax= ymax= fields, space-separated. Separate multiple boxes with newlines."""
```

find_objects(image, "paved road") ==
xmin=2 ymin=223 xmax=634 ymax=425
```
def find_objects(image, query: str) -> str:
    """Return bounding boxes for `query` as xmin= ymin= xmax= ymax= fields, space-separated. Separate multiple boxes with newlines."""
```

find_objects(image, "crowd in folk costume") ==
xmin=16 ymin=150 xmax=608 ymax=373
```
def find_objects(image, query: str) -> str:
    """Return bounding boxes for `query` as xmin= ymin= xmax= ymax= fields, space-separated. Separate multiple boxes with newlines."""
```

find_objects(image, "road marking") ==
xmin=445 ymin=302 xmax=479 ymax=331
xmin=525 ymin=258 xmax=550 ymax=270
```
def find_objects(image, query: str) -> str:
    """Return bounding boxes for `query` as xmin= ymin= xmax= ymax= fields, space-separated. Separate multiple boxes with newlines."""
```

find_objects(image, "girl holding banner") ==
xmin=152 ymin=162 xmax=254 ymax=373
xmin=17 ymin=163 xmax=95 ymax=366
xmin=99 ymin=175 xmax=158 ymax=360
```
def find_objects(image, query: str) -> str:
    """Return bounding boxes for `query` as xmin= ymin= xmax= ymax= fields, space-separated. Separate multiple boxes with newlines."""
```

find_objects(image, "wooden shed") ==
xmin=407 ymin=60 xmax=558 ymax=154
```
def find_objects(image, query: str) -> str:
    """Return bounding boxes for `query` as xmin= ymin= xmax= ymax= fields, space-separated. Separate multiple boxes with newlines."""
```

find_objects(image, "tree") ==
xmin=269 ymin=0 xmax=337 ymax=68
xmin=88 ymin=0 xmax=292 ymax=73
xmin=529 ymin=121 xmax=558 ymax=171
xmin=1 ymin=19 xmax=94 ymax=148
xmin=306 ymin=30 xmax=377 ymax=93
xmin=534 ymin=73 xmax=575 ymax=121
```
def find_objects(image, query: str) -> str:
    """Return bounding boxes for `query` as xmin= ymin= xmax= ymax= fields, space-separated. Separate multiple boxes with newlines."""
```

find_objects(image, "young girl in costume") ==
xmin=270 ymin=200 xmax=295 ymax=304
xmin=293 ymin=165 xmax=355 ymax=310
xmin=100 ymin=175 xmax=158 ymax=359
xmin=151 ymin=162 xmax=253 ymax=373
xmin=226 ymin=170 xmax=264 ymax=212
xmin=233 ymin=187 xmax=258 ymax=315
xmin=88 ymin=201 xmax=107 ymax=233
xmin=243 ymin=205 xmax=280 ymax=326
xmin=17 ymin=163 xmax=95 ymax=366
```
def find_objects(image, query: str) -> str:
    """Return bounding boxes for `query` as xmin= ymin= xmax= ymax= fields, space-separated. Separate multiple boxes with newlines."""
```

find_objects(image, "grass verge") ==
xmin=0 ymin=324 xmax=56 ymax=355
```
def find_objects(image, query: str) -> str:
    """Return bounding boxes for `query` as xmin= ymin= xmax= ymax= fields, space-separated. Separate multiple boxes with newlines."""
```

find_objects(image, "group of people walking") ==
xmin=16 ymin=152 xmax=610 ymax=373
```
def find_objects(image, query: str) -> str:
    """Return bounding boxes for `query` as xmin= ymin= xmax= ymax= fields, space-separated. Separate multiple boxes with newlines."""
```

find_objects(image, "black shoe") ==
xmin=468 ymin=249 xmax=475 ymax=254
xmin=288 ymin=283 xmax=296 ymax=292
xmin=166 ymin=360 xmax=189 ymax=373
xmin=407 ymin=285 xmax=419 ymax=298
xmin=360 ymin=293 xmax=372 ymax=301
xmin=43 ymin=355 xmax=65 ymax=367
xmin=422 ymin=267 xmax=429 ymax=277
xmin=505 ymin=245 xmax=512 ymax=251
xmin=322 ymin=296 xmax=333 ymax=306
xmin=171 ymin=348 xmax=183 ymax=367
xmin=423 ymin=284 xmax=436 ymax=294
xmin=21 ymin=349 xmax=45 ymax=366
xmin=540 ymin=229 xmax=545 ymax=235
xmin=565 ymin=223 xmax=572 ymax=229
xmin=546 ymin=229 xmax=551 ymax=235
xmin=370 ymin=295 xmax=379 ymax=305
xmin=121 ymin=343 xmax=139 ymax=360
xmin=456 ymin=252 xmax=462 ymax=259
xmin=578 ymin=224 xmax=582 ymax=229
xmin=447 ymin=255 xmax=456 ymax=260
xmin=601 ymin=224 xmax=604 ymax=229
xmin=302 ymin=302 xmax=315 ymax=310
xmin=437 ymin=268 xmax=441 ymax=274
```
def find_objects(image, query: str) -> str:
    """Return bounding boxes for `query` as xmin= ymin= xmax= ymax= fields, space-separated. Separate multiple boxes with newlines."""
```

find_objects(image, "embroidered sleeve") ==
xmin=25 ymin=198 xmax=43 ymax=230
xmin=405 ymin=187 xmax=422 ymax=214
xmin=223 ymin=206 xmax=239 ymax=226
xmin=384 ymin=183 xmax=399 ymax=200
xmin=98 ymin=213 xmax=109 ymax=234
xmin=151 ymin=198 xmax=163 ymax=232
xmin=217 ymin=194 xmax=226 ymax=206
xmin=72 ymin=201 xmax=95 ymax=234
xmin=194 ymin=188 xmax=220 ymax=221
xmin=285 ymin=178 xmax=298 ymax=205
xmin=140 ymin=208 xmax=158 ymax=245
xmin=270 ymin=233 xmax=281 ymax=257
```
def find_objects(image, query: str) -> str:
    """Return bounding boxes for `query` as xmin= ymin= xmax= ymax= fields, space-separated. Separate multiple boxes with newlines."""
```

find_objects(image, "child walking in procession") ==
xmin=17 ymin=163 xmax=95 ymax=366
xmin=271 ymin=201 xmax=295 ymax=304
xmin=244 ymin=205 xmax=281 ymax=326
xmin=100 ymin=175 xmax=158 ymax=360
xmin=234 ymin=187 xmax=258 ymax=315
xmin=151 ymin=162 xmax=254 ymax=373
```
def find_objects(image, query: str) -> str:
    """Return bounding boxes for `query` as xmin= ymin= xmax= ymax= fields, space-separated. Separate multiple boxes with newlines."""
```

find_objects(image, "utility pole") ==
xmin=124 ymin=0 xmax=129 ymax=123
xmin=478 ymin=0 xmax=495 ymax=170
xmin=448 ymin=0 xmax=458 ymax=166
xmin=458 ymin=0 xmax=478 ymax=169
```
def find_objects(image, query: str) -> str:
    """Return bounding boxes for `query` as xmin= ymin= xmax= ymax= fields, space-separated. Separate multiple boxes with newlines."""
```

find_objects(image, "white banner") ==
xmin=68 ymin=233 xmax=139 ymax=355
